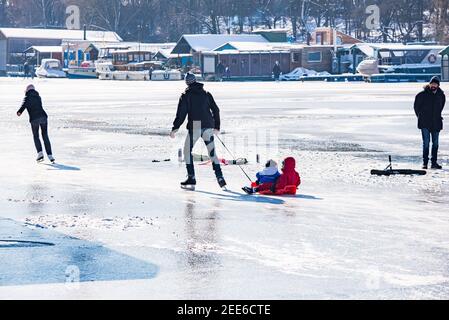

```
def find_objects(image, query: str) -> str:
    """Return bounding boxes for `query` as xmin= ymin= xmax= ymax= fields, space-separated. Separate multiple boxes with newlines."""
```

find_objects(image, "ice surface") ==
xmin=0 ymin=78 xmax=448 ymax=299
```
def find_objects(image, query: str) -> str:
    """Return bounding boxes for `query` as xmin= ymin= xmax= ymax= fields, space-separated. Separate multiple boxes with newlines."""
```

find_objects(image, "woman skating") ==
xmin=17 ymin=84 xmax=55 ymax=163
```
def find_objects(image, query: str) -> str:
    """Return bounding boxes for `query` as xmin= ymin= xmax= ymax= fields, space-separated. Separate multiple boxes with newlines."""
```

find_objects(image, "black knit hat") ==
xmin=185 ymin=73 xmax=196 ymax=85
xmin=430 ymin=76 xmax=440 ymax=86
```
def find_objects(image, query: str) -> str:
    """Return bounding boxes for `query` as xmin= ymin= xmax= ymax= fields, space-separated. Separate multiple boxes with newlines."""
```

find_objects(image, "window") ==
xmin=292 ymin=52 xmax=301 ymax=63
xmin=308 ymin=52 xmax=322 ymax=63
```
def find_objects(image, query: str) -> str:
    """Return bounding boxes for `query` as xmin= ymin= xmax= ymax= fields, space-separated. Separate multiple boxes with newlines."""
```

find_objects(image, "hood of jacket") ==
xmin=282 ymin=157 xmax=296 ymax=172
xmin=26 ymin=89 xmax=40 ymax=98
xmin=186 ymin=82 xmax=204 ymax=93
xmin=259 ymin=166 xmax=280 ymax=176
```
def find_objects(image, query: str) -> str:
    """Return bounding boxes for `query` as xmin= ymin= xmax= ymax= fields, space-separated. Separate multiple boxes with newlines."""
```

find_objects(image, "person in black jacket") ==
xmin=414 ymin=76 xmax=446 ymax=169
xmin=273 ymin=61 xmax=281 ymax=81
xmin=23 ymin=61 xmax=31 ymax=79
xmin=170 ymin=73 xmax=227 ymax=189
xmin=17 ymin=85 xmax=55 ymax=163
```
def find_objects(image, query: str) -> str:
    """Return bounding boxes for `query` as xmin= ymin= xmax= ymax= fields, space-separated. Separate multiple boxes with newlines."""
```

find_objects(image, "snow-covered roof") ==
xmin=252 ymin=28 xmax=290 ymax=33
xmin=121 ymin=42 xmax=176 ymax=52
xmin=0 ymin=28 xmax=122 ymax=42
xmin=25 ymin=46 xmax=62 ymax=53
xmin=440 ymin=46 xmax=449 ymax=56
xmin=155 ymin=49 xmax=173 ymax=59
xmin=104 ymin=42 xmax=176 ymax=55
xmin=214 ymin=41 xmax=305 ymax=52
xmin=353 ymin=43 xmax=446 ymax=57
xmin=172 ymin=34 xmax=268 ymax=54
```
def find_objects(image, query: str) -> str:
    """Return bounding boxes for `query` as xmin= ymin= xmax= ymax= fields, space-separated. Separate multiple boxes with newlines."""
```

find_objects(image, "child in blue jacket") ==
xmin=256 ymin=160 xmax=281 ymax=184
xmin=243 ymin=160 xmax=280 ymax=194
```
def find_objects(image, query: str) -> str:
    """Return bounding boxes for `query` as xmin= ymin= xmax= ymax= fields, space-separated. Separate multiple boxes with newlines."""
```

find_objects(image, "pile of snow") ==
xmin=280 ymin=67 xmax=331 ymax=81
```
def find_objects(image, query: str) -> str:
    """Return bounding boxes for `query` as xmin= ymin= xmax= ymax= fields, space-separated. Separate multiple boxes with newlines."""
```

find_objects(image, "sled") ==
xmin=371 ymin=156 xmax=427 ymax=176
xmin=199 ymin=157 xmax=248 ymax=166
xmin=371 ymin=169 xmax=427 ymax=176
xmin=250 ymin=182 xmax=298 ymax=196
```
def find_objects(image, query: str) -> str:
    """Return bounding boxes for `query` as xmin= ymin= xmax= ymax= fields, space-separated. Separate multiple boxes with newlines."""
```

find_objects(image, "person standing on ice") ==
xmin=170 ymin=73 xmax=227 ymax=190
xmin=414 ymin=76 xmax=445 ymax=170
xmin=273 ymin=61 xmax=281 ymax=81
xmin=23 ymin=61 xmax=31 ymax=79
xmin=17 ymin=85 xmax=55 ymax=163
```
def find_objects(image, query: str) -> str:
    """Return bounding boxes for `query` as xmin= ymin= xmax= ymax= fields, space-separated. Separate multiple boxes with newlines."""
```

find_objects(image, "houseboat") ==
xmin=353 ymin=43 xmax=445 ymax=79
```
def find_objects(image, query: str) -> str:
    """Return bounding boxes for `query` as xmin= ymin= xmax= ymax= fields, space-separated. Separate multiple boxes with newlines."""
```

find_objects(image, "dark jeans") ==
xmin=184 ymin=128 xmax=223 ymax=179
xmin=31 ymin=117 xmax=52 ymax=155
xmin=421 ymin=128 xmax=439 ymax=165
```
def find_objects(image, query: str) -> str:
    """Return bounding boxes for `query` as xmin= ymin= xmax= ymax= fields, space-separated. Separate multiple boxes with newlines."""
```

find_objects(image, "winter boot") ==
xmin=48 ymin=155 xmax=55 ymax=163
xmin=422 ymin=163 xmax=428 ymax=170
xmin=431 ymin=162 xmax=443 ymax=170
xmin=242 ymin=187 xmax=256 ymax=195
xmin=36 ymin=152 xmax=44 ymax=163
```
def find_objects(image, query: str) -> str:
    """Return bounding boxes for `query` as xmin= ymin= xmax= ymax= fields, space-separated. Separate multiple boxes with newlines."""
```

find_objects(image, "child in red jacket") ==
xmin=243 ymin=157 xmax=301 ymax=195
xmin=274 ymin=157 xmax=301 ymax=194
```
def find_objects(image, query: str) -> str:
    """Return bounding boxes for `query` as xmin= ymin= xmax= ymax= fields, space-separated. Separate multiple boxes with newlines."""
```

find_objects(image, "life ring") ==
xmin=428 ymin=54 xmax=437 ymax=64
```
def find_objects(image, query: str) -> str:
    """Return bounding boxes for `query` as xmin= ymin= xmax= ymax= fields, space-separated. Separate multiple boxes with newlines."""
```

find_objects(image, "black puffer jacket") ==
xmin=414 ymin=86 xmax=446 ymax=131
xmin=18 ymin=89 xmax=48 ymax=122
xmin=172 ymin=83 xmax=220 ymax=131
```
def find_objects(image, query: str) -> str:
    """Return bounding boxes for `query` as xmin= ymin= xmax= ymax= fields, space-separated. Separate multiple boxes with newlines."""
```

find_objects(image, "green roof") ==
xmin=440 ymin=46 xmax=449 ymax=56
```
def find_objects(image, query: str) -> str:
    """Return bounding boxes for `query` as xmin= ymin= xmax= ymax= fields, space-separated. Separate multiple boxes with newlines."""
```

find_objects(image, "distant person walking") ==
xmin=170 ymin=73 xmax=227 ymax=190
xmin=273 ymin=61 xmax=281 ymax=81
xmin=17 ymin=85 xmax=55 ymax=163
xmin=23 ymin=61 xmax=31 ymax=79
xmin=30 ymin=63 xmax=35 ymax=79
xmin=216 ymin=61 xmax=225 ymax=81
xmin=225 ymin=66 xmax=231 ymax=80
xmin=414 ymin=76 xmax=445 ymax=169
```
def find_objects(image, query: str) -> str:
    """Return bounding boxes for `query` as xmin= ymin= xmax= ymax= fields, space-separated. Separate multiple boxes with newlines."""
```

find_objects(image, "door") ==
xmin=239 ymin=54 xmax=250 ymax=77
xmin=443 ymin=56 xmax=449 ymax=81
xmin=0 ymin=40 xmax=7 ymax=74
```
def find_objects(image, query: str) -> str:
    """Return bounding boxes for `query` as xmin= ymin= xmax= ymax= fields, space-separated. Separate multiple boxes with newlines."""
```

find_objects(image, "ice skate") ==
xmin=181 ymin=177 xmax=197 ymax=191
xmin=36 ymin=152 xmax=44 ymax=163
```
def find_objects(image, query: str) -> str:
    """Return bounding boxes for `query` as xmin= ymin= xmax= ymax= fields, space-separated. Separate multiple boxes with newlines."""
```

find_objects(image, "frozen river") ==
xmin=0 ymin=78 xmax=448 ymax=299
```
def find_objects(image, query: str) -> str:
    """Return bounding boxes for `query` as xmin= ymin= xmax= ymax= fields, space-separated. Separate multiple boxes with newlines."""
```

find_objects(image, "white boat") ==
xmin=356 ymin=59 xmax=379 ymax=77
xmin=96 ymin=62 xmax=150 ymax=81
xmin=35 ymin=59 xmax=66 ymax=78
xmin=67 ymin=61 xmax=97 ymax=79
xmin=96 ymin=62 xmax=114 ymax=80
xmin=151 ymin=70 xmax=182 ymax=81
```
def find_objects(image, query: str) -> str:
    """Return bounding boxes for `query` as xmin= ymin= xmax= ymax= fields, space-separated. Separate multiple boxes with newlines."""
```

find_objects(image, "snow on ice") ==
xmin=0 ymin=78 xmax=448 ymax=299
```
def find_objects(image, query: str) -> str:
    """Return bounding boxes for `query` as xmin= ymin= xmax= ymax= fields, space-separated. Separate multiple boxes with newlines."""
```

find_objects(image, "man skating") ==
xmin=170 ymin=73 xmax=227 ymax=190
xmin=17 ymin=85 xmax=55 ymax=163
xmin=414 ymin=76 xmax=445 ymax=169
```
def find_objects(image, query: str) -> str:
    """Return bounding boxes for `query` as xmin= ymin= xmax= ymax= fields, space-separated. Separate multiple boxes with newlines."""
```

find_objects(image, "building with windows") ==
xmin=171 ymin=29 xmax=362 ymax=80
xmin=0 ymin=27 xmax=122 ymax=75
